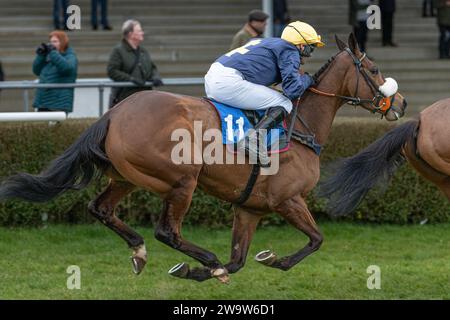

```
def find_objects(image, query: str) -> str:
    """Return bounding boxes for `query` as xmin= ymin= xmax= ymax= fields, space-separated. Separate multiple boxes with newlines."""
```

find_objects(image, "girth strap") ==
xmin=234 ymin=164 xmax=261 ymax=205
xmin=291 ymin=131 xmax=322 ymax=156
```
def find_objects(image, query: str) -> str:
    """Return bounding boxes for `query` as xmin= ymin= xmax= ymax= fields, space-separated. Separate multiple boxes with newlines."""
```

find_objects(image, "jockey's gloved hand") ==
xmin=152 ymin=78 xmax=164 ymax=87
xmin=303 ymin=72 xmax=317 ymax=87
xmin=130 ymin=77 xmax=146 ymax=87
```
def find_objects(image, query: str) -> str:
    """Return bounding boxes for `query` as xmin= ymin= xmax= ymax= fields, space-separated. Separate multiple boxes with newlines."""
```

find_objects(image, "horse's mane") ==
xmin=312 ymin=53 xmax=338 ymax=83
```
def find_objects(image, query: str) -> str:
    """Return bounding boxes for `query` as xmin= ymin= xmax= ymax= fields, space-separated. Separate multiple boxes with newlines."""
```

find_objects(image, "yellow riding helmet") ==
xmin=281 ymin=21 xmax=325 ymax=47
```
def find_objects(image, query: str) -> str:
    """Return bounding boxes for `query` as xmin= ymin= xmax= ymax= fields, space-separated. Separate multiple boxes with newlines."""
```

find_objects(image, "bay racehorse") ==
xmin=0 ymin=34 xmax=407 ymax=283
xmin=320 ymin=98 xmax=450 ymax=216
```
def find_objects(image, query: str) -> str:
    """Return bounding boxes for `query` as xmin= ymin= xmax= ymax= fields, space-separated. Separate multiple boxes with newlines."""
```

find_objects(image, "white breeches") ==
xmin=204 ymin=62 xmax=293 ymax=113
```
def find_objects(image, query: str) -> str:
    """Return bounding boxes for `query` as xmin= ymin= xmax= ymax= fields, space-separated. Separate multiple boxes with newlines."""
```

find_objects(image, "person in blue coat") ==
xmin=205 ymin=21 xmax=324 ymax=163
xmin=32 ymin=31 xmax=78 ymax=113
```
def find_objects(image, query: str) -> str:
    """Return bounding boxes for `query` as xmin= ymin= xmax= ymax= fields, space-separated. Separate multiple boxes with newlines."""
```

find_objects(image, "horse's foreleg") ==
xmin=255 ymin=195 xmax=323 ymax=271
xmin=154 ymin=175 xmax=227 ymax=283
xmin=224 ymin=207 xmax=262 ymax=274
xmin=88 ymin=179 xmax=147 ymax=274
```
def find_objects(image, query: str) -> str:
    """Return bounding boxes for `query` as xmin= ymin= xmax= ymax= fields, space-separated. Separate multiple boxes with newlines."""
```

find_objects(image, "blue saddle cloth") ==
xmin=205 ymin=99 xmax=289 ymax=153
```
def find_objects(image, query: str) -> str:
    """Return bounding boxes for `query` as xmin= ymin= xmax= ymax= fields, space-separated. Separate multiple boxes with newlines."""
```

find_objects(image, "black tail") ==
xmin=319 ymin=120 xmax=418 ymax=217
xmin=0 ymin=115 xmax=111 ymax=202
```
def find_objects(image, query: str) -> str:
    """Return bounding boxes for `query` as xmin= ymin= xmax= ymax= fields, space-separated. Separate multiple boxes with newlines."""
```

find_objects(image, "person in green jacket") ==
xmin=32 ymin=30 xmax=78 ymax=113
xmin=107 ymin=19 xmax=163 ymax=108
xmin=229 ymin=10 xmax=269 ymax=50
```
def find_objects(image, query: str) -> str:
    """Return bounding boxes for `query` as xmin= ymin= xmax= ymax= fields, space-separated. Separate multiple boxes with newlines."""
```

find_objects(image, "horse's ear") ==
xmin=348 ymin=32 xmax=361 ymax=54
xmin=335 ymin=34 xmax=347 ymax=51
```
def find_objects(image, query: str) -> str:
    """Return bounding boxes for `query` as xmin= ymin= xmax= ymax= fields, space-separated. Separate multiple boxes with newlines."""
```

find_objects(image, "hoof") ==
xmin=255 ymin=250 xmax=277 ymax=266
xmin=211 ymin=268 xmax=230 ymax=284
xmin=168 ymin=262 xmax=189 ymax=278
xmin=131 ymin=256 xmax=146 ymax=275
xmin=131 ymin=244 xmax=147 ymax=275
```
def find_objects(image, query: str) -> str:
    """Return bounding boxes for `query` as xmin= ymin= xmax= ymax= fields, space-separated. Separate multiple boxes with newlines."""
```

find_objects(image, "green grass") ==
xmin=0 ymin=222 xmax=449 ymax=299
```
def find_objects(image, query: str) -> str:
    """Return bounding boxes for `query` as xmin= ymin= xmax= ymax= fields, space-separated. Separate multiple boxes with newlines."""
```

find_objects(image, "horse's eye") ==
xmin=370 ymin=68 xmax=379 ymax=75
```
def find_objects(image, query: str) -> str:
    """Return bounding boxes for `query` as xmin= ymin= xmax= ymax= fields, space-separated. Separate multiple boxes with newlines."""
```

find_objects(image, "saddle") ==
xmin=204 ymin=98 xmax=290 ymax=155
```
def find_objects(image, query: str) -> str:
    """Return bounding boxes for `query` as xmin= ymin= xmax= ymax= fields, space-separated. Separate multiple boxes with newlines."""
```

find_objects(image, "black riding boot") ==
xmin=237 ymin=106 xmax=287 ymax=166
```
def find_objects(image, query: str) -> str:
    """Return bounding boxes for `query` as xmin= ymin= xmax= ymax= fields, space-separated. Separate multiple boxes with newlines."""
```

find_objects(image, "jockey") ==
xmin=205 ymin=21 xmax=324 ymax=163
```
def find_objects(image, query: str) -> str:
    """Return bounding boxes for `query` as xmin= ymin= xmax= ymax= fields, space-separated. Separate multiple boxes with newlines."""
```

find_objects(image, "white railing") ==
xmin=0 ymin=112 xmax=67 ymax=122
xmin=0 ymin=77 xmax=204 ymax=117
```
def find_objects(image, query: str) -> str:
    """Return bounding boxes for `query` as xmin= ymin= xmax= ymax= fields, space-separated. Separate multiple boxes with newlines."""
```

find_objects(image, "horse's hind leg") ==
xmin=154 ymin=175 xmax=227 ymax=283
xmin=88 ymin=179 xmax=147 ymax=275
xmin=224 ymin=207 xmax=262 ymax=274
xmin=403 ymin=145 xmax=450 ymax=202
xmin=255 ymin=195 xmax=323 ymax=271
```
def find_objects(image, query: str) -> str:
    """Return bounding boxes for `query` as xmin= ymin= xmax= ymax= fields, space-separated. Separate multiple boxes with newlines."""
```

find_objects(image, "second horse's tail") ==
xmin=319 ymin=120 xmax=419 ymax=216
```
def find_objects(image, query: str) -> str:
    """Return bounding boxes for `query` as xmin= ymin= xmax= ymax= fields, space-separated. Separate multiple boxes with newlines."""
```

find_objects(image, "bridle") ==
xmin=308 ymin=48 xmax=396 ymax=116
xmin=287 ymin=47 xmax=400 ymax=156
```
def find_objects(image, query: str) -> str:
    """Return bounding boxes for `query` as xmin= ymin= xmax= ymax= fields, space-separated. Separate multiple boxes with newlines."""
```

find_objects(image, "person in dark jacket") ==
xmin=32 ymin=31 xmax=78 ymax=113
xmin=423 ymin=0 xmax=436 ymax=17
xmin=349 ymin=0 xmax=374 ymax=53
xmin=434 ymin=0 xmax=450 ymax=59
xmin=53 ymin=0 xmax=70 ymax=30
xmin=273 ymin=0 xmax=290 ymax=37
xmin=0 ymin=60 xmax=4 ymax=96
xmin=91 ymin=0 xmax=112 ymax=30
xmin=107 ymin=19 xmax=163 ymax=107
xmin=0 ymin=60 xmax=4 ymax=100
xmin=379 ymin=0 xmax=397 ymax=46
xmin=0 ymin=61 xmax=4 ymax=82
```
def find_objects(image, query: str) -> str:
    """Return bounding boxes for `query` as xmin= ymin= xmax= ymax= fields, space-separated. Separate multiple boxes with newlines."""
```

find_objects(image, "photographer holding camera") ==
xmin=32 ymin=30 xmax=78 ymax=113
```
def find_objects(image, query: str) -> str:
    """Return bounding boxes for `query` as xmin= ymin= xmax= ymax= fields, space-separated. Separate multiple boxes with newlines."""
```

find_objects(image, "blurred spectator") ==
xmin=0 ymin=61 xmax=3 ymax=82
xmin=434 ymin=0 xmax=450 ymax=59
xmin=273 ymin=0 xmax=290 ymax=37
xmin=107 ymin=20 xmax=163 ymax=108
xmin=379 ymin=0 xmax=397 ymax=46
xmin=349 ymin=0 xmax=374 ymax=52
xmin=91 ymin=0 xmax=112 ymax=30
xmin=32 ymin=31 xmax=78 ymax=113
xmin=230 ymin=10 xmax=269 ymax=50
xmin=423 ymin=0 xmax=436 ymax=17
xmin=0 ymin=60 xmax=4 ymax=98
xmin=53 ymin=0 xmax=70 ymax=30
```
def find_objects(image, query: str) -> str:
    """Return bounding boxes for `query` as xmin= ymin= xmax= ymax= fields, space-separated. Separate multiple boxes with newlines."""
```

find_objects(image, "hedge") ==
xmin=0 ymin=118 xmax=449 ymax=227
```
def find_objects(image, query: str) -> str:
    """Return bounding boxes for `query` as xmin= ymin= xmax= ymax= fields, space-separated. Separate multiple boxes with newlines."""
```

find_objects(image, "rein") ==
xmin=288 ymin=97 xmax=323 ymax=156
